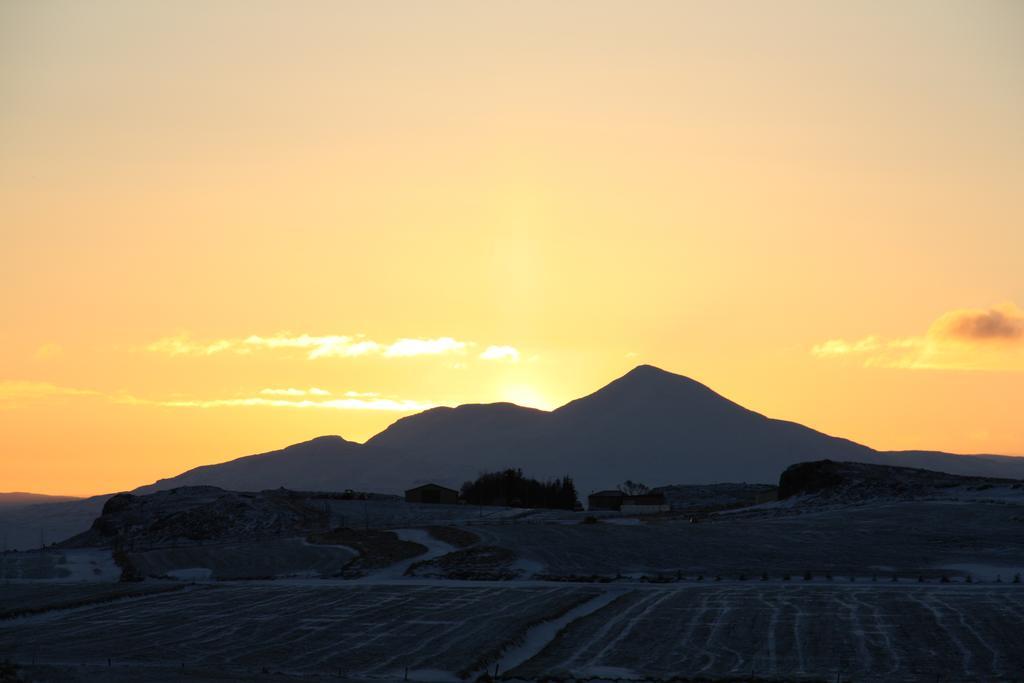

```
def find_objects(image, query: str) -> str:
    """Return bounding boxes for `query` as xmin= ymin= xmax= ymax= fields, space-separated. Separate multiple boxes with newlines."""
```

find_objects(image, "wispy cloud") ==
xmin=146 ymin=335 xmax=234 ymax=356
xmin=0 ymin=381 xmax=98 ymax=401
xmin=382 ymin=337 xmax=466 ymax=357
xmin=1 ymin=380 xmax=428 ymax=412
xmin=145 ymin=333 xmax=484 ymax=360
xmin=812 ymin=303 xmax=1024 ymax=371
xmin=479 ymin=345 xmax=521 ymax=362
xmin=151 ymin=396 xmax=432 ymax=411
xmin=259 ymin=387 xmax=331 ymax=397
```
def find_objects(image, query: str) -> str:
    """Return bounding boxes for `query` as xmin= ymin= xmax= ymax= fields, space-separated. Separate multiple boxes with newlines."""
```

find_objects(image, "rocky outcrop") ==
xmin=61 ymin=486 xmax=331 ymax=548
xmin=778 ymin=460 xmax=1022 ymax=501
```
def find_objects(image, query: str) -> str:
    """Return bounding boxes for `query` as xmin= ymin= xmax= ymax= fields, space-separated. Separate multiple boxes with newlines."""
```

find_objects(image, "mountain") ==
xmin=0 ymin=492 xmax=81 ymax=508
xmin=0 ymin=494 xmax=109 ymax=550
xmin=133 ymin=436 xmax=370 ymax=495
xmin=148 ymin=364 xmax=1024 ymax=497
xmin=7 ymin=365 xmax=1023 ymax=550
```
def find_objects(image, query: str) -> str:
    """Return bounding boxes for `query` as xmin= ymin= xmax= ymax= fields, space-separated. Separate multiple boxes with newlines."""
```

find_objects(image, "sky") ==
xmin=2 ymin=0 xmax=1022 ymax=496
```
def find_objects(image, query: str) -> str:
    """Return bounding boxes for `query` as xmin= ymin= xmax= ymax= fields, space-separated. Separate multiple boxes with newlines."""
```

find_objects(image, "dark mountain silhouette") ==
xmin=141 ymin=364 xmax=1024 ymax=496
xmin=5 ymin=364 xmax=1023 ymax=550
xmin=778 ymin=459 xmax=1024 ymax=501
xmin=133 ymin=436 xmax=368 ymax=495
xmin=0 ymin=492 xmax=82 ymax=508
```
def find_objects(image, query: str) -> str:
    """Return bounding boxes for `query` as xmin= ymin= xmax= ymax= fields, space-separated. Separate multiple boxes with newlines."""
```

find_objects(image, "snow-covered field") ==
xmin=508 ymin=584 xmax=1024 ymax=681
xmin=3 ymin=583 xmax=1023 ymax=681
xmin=471 ymin=499 xmax=1024 ymax=579
xmin=1 ymin=548 xmax=117 ymax=581
xmin=3 ymin=493 xmax=1022 ymax=681
xmin=323 ymin=499 xmax=586 ymax=529
xmin=0 ymin=584 xmax=598 ymax=680
xmin=128 ymin=538 xmax=356 ymax=580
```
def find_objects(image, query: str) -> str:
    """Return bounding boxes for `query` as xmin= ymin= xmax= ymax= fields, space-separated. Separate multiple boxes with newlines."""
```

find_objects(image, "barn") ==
xmin=588 ymin=490 xmax=669 ymax=514
xmin=404 ymin=483 xmax=459 ymax=505
xmin=620 ymin=492 xmax=670 ymax=514
xmin=587 ymin=490 xmax=625 ymax=511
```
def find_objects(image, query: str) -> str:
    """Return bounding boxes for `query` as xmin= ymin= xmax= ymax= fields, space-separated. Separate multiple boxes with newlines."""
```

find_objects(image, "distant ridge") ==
xmin=135 ymin=364 xmax=1024 ymax=496
xmin=4 ymin=364 xmax=1022 ymax=551
xmin=0 ymin=492 xmax=82 ymax=507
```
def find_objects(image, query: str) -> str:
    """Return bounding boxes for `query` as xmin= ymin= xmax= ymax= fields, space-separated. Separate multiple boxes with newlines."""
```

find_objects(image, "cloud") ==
xmin=812 ymin=303 xmax=1024 ymax=371
xmin=259 ymin=387 xmax=331 ymax=397
xmin=0 ymin=381 xmax=98 ymax=401
xmin=382 ymin=337 xmax=467 ymax=357
xmin=1 ymin=380 xmax=426 ymax=412
xmin=153 ymin=396 xmax=432 ymax=411
xmin=929 ymin=304 xmax=1024 ymax=342
xmin=145 ymin=334 xmax=233 ymax=356
xmin=242 ymin=335 xmax=382 ymax=359
xmin=811 ymin=336 xmax=884 ymax=357
xmin=145 ymin=333 xmax=481 ymax=360
xmin=479 ymin=345 xmax=521 ymax=362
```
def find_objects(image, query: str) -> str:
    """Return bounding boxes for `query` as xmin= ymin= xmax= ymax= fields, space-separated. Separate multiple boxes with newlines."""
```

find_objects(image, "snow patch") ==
xmin=937 ymin=563 xmax=1024 ymax=581
xmin=489 ymin=590 xmax=625 ymax=676
xmin=167 ymin=567 xmax=213 ymax=581
xmin=404 ymin=668 xmax=460 ymax=682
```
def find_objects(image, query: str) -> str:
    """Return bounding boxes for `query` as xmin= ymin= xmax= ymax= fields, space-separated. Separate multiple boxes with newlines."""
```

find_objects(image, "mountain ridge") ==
xmin=132 ymin=365 xmax=1024 ymax=496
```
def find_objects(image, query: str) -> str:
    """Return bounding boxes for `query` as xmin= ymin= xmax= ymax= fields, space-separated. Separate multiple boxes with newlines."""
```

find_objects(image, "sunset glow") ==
xmin=2 ymin=1 xmax=1022 ymax=496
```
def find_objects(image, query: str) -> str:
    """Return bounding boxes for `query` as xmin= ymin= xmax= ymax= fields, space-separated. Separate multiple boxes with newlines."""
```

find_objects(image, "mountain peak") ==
xmin=605 ymin=364 xmax=714 ymax=395
xmin=621 ymin=364 xmax=679 ymax=380
xmin=553 ymin=364 xmax=744 ymax=419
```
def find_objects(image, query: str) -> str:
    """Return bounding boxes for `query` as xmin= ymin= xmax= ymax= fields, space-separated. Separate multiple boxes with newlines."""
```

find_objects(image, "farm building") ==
xmin=404 ymin=483 xmax=458 ymax=505
xmin=588 ymin=490 xmax=625 ymax=511
xmin=588 ymin=490 xmax=669 ymax=514
xmin=620 ymin=492 xmax=670 ymax=514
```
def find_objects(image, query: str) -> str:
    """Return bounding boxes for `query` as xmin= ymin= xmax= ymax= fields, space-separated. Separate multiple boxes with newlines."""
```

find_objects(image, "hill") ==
xmin=778 ymin=459 xmax=1024 ymax=502
xmin=6 ymin=364 xmax=1024 ymax=550
xmin=0 ymin=492 xmax=81 ymax=508
xmin=141 ymin=365 xmax=1024 ymax=497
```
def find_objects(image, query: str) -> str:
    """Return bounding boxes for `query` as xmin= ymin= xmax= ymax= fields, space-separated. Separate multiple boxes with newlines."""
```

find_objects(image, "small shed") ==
xmin=620 ymin=492 xmax=669 ymax=515
xmin=405 ymin=483 xmax=458 ymax=505
xmin=588 ymin=490 xmax=625 ymax=511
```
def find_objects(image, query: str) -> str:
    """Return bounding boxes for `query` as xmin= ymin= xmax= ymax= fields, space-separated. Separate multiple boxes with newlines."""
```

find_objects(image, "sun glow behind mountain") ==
xmin=1 ymin=1 xmax=1022 ymax=495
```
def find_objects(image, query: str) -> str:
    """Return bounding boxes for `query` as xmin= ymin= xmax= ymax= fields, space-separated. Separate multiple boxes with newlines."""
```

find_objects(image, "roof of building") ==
xmin=405 ymin=483 xmax=458 ymax=494
xmin=623 ymin=493 xmax=667 ymax=504
xmin=589 ymin=490 xmax=625 ymax=498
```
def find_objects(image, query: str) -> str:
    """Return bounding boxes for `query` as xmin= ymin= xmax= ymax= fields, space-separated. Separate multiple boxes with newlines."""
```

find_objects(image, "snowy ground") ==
xmin=128 ymin=538 xmax=356 ymax=580
xmin=4 ymin=496 xmax=1022 ymax=681
xmin=471 ymin=499 xmax=1024 ymax=579
xmin=0 ymin=584 xmax=597 ymax=680
xmin=2 ymin=582 xmax=1023 ymax=681
xmin=0 ymin=548 xmax=117 ymax=581
xmin=507 ymin=584 xmax=1024 ymax=681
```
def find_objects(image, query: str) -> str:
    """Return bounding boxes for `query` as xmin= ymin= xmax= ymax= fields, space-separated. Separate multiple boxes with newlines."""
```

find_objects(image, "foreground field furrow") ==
xmin=3 ymin=582 xmax=1024 ymax=681
xmin=509 ymin=585 xmax=1024 ymax=681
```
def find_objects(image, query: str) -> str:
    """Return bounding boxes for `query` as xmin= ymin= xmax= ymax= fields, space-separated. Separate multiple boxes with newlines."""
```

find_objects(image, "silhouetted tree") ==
xmin=618 ymin=480 xmax=650 ymax=496
xmin=460 ymin=469 xmax=579 ymax=510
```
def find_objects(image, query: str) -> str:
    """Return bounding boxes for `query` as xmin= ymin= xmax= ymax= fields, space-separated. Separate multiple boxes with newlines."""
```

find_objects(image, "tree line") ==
xmin=460 ymin=468 xmax=579 ymax=510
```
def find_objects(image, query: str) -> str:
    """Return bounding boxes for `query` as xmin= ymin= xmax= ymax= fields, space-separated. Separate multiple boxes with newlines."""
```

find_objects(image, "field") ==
xmin=0 ymin=584 xmax=597 ymax=680
xmin=3 ymin=495 xmax=1023 ymax=682
xmin=508 ymin=584 xmax=1024 ymax=681
xmin=0 ymin=582 xmax=185 ymax=619
xmin=128 ymin=538 xmax=356 ymax=580
xmin=1 ymin=548 xmax=118 ymax=581
xmin=472 ymin=500 xmax=1024 ymax=579
xmin=3 ymin=582 xmax=1023 ymax=681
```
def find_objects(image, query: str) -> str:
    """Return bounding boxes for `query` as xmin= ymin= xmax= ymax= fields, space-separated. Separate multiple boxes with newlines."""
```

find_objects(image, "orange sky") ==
xmin=2 ymin=1 xmax=1022 ymax=496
